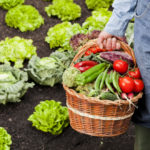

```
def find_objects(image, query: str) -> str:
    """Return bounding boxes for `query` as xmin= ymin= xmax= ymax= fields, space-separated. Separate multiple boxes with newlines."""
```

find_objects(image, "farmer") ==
xmin=97 ymin=0 xmax=150 ymax=150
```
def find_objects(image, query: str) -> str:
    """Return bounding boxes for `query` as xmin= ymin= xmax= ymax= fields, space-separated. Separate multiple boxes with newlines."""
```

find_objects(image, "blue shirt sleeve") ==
xmin=104 ymin=0 xmax=137 ymax=37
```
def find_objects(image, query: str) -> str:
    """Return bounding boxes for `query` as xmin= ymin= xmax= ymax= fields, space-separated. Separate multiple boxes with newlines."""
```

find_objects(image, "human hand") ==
xmin=97 ymin=31 xmax=127 ymax=50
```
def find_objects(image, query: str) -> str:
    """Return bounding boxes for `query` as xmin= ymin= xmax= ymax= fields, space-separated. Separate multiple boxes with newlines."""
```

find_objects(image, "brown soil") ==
xmin=0 ymin=0 xmax=135 ymax=150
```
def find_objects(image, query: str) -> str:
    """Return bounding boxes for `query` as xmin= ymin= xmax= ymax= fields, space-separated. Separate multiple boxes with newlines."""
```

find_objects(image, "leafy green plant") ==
xmin=82 ymin=9 xmax=112 ymax=32
xmin=5 ymin=5 xmax=44 ymax=32
xmin=26 ymin=50 xmax=76 ymax=87
xmin=45 ymin=0 xmax=81 ymax=21
xmin=0 ymin=0 xmax=24 ymax=10
xmin=0 ymin=127 xmax=12 ymax=150
xmin=28 ymin=100 xmax=69 ymax=135
xmin=0 ymin=65 xmax=34 ymax=104
xmin=85 ymin=0 xmax=113 ymax=10
xmin=45 ymin=22 xmax=86 ymax=50
xmin=0 ymin=36 xmax=37 ymax=68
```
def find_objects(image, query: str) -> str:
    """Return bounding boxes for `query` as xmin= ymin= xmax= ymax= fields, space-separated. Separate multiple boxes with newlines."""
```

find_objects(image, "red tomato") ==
xmin=134 ymin=79 xmax=144 ymax=93
xmin=119 ymin=76 xmax=135 ymax=93
xmin=84 ymin=45 xmax=113 ymax=56
xmin=85 ymin=50 xmax=92 ymax=56
xmin=128 ymin=68 xmax=141 ymax=79
xmin=113 ymin=60 xmax=128 ymax=74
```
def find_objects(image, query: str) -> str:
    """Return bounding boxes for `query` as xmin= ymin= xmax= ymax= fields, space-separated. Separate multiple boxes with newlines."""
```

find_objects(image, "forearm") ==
xmin=104 ymin=0 xmax=137 ymax=37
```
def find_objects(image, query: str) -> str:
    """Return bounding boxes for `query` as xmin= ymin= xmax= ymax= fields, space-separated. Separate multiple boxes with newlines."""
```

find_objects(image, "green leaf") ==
xmin=28 ymin=100 xmax=69 ymax=135
xmin=45 ymin=22 xmax=86 ymax=49
xmin=5 ymin=5 xmax=44 ymax=32
xmin=0 ymin=0 xmax=24 ymax=10
xmin=82 ymin=9 xmax=112 ymax=32
xmin=45 ymin=0 xmax=81 ymax=21
xmin=0 ymin=36 xmax=37 ymax=68
xmin=0 ymin=127 xmax=12 ymax=150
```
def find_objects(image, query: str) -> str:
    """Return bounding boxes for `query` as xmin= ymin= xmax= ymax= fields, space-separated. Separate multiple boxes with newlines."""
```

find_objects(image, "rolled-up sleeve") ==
xmin=104 ymin=0 xmax=137 ymax=37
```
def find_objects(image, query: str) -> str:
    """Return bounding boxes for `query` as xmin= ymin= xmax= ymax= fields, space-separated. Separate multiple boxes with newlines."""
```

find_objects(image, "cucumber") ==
xmin=99 ymin=92 xmax=118 ymax=101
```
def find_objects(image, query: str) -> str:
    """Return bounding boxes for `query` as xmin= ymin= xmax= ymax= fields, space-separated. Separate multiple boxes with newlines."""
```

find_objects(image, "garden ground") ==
xmin=0 ymin=0 xmax=135 ymax=149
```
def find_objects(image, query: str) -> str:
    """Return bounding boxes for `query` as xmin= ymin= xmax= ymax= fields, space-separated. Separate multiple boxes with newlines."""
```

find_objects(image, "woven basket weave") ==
xmin=63 ymin=39 xmax=143 ymax=137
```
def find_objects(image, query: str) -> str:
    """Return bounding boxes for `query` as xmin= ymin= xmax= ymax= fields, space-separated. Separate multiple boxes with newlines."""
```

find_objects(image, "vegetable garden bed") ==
xmin=0 ymin=0 xmax=135 ymax=149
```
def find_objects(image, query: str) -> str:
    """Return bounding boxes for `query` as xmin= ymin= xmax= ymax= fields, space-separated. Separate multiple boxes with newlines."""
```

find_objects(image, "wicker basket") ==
xmin=63 ymin=39 xmax=143 ymax=137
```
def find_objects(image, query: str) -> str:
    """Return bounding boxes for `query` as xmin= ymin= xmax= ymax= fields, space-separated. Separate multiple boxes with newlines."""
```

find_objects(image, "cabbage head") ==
xmin=28 ymin=100 xmax=69 ymax=135
xmin=0 ymin=65 xmax=34 ymax=104
xmin=26 ymin=50 xmax=75 ymax=87
xmin=26 ymin=56 xmax=64 ymax=87
xmin=0 ymin=0 xmax=24 ymax=10
xmin=5 ymin=5 xmax=44 ymax=32
xmin=0 ymin=127 xmax=12 ymax=150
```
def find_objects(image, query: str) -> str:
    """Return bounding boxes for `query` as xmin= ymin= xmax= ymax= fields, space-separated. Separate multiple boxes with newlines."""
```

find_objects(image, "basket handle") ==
xmin=71 ymin=39 xmax=136 ymax=66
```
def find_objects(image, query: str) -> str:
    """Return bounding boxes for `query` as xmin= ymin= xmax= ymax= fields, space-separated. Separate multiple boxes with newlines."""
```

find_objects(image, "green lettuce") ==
xmin=45 ymin=0 xmax=81 ymax=21
xmin=0 ymin=0 xmax=24 ymax=10
xmin=5 ymin=5 xmax=44 ymax=32
xmin=45 ymin=22 xmax=86 ymax=50
xmin=85 ymin=0 xmax=113 ymax=10
xmin=0 ymin=65 xmax=34 ymax=104
xmin=0 ymin=36 xmax=37 ymax=68
xmin=82 ymin=9 xmax=112 ymax=32
xmin=28 ymin=100 xmax=69 ymax=135
xmin=0 ymin=127 xmax=12 ymax=150
xmin=26 ymin=50 xmax=76 ymax=86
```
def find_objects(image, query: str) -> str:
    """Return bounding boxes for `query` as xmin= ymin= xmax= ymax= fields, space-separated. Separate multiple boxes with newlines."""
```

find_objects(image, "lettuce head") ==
xmin=28 ymin=100 xmax=69 ymax=135
xmin=82 ymin=9 xmax=112 ymax=32
xmin=45 ymin=22 xmax=86 ymax=50
xmin=45 ymin=0 xmax=81 ymax=21
xmin=85 ymin=0 xmax=113 ymax=10
xmin=5 ymin=5 xmax=44 ymax=32
xmin=0 ymin=127 xmax=12 ymax=150
xmin=0 ymin=0 xmax=24 ymax=10
xmin=0 ymin=36 xmax=37 ymax=68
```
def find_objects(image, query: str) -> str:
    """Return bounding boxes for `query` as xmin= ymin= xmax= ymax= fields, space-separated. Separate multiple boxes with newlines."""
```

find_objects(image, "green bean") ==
xmin=105 ymin=74 xmax=115 ymax=94
xmin=99 ymin=65 xmax=110 ymax=91
xmin=112 ymin=71 xmax=121 ymax=94
xmin=109 ymin=71 xmax=113 ymax=83
xmin=94 ymin=72 xmax=103 ymax=91
xmin=116 ymin=72 xmax=122 ymax=93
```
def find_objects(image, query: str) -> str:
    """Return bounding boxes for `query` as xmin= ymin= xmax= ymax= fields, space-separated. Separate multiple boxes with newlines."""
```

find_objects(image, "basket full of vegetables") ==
xmin=63 ymin=39 xmax=143 ymax=137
